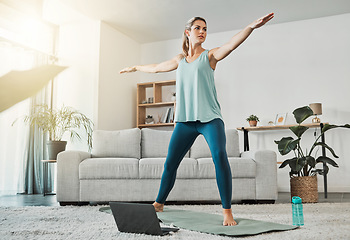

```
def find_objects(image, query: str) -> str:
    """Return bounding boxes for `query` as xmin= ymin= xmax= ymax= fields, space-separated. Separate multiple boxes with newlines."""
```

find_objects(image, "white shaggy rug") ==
xmin=0 ymin=203 xmax=349 ymax=240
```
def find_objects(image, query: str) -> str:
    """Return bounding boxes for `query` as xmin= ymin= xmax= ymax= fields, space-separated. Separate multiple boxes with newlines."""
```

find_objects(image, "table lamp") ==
xmin=309 ymin=103 xmax=322 ymax=123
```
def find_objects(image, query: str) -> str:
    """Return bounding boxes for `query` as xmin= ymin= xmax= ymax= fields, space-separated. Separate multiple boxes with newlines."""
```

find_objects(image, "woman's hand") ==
xmin=119 ymin=54 xmax=182 ymax=74
xmin=249 ymin=13 xmax=274 ymax=29
xmin=119 ymin=66 xmax=137 ymax=74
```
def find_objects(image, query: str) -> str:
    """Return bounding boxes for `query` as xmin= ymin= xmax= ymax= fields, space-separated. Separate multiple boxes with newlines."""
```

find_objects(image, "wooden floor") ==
xmin=0 ymin=192 xmax=349 ymax=207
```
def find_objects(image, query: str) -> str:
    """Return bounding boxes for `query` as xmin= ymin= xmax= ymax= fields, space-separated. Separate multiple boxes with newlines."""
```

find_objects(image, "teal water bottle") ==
xmin=292 ymin=196 xmax=304 ymax=226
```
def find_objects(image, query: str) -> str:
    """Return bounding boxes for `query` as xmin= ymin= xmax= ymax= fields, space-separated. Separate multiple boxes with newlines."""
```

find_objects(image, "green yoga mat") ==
xmin=100 ymin=207 xmax=297 ymax=237
xmin=157 ymin=208 xmax=297 ymax=237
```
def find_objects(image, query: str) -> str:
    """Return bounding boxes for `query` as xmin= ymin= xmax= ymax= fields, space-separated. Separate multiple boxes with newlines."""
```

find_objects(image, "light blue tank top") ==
xmin=174 ymin=49 xmax=223 ymax=122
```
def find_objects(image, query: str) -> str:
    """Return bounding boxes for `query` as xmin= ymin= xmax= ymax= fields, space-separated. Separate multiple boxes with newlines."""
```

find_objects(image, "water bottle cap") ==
xmin=292 ymin=196 xmax=302 ymax=203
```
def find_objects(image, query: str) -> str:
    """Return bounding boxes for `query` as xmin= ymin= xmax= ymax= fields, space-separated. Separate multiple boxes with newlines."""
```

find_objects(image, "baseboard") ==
xmin=278 ymin=186 xmax=350 ymax=193
xmin=0 ymin=190 xmax=18 ymax=195
xmin=317 ymin=186 xmax=350 ymax=193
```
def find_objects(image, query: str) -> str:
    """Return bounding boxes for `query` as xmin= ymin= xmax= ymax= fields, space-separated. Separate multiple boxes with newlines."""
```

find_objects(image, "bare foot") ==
xmin=223 ymin=209 xmax=237 ymax=226
xmin=152 ymin=201 xmax=164 ymax=212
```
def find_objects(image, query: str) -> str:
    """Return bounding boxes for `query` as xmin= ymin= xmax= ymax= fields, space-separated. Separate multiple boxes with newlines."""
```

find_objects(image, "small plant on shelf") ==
xmin=246 ymin=114 xmax=260 ymax=127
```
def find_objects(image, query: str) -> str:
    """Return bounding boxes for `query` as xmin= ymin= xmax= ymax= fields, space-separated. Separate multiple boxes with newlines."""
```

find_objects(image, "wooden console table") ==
xmin=237 ymin=123 xmax=330 ymax=198
xmin=237 ymin=123 xmax=326 ymax=151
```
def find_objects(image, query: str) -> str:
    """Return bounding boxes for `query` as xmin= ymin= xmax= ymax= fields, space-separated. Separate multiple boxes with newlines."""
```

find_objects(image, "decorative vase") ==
xmin=249 ymin=120 xmax=257 ymax=127
xmin=290 ymin=175 xmax=318 ymax=203
xmin=47 ymin=141 xmax=67 ymax=160
xmin=145 ymin=117 xmax=154 ymax=124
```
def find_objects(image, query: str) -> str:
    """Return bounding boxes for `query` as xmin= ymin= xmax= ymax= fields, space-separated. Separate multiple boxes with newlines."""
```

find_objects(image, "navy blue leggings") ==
xmin=155 ymin=118 xmax=232 ymax=209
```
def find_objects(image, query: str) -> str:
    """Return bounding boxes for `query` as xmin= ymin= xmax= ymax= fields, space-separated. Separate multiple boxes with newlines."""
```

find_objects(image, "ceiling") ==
xmin=59 ymin=0 xmax=350 ymax=43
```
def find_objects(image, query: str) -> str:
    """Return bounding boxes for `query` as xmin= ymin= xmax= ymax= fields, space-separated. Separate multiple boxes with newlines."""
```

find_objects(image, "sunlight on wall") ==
xmin=0 ymin=2 xmax=55 ymax=55
xmin=0 ymin=2 xmax=55 ymax=194
xmin=0 ymin=42 xmax=35 ymax=74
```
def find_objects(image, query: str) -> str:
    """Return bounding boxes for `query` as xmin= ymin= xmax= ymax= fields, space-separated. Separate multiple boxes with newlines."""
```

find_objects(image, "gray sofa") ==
xmin=57 ymin=128 xmax=277 ymax=205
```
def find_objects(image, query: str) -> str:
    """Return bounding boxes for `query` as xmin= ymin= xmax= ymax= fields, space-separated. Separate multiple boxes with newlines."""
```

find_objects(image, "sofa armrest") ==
xmin=57 ymin=150 xmax=91 ymax=202
xmin=241 ymin=150 xmax=277 ymax=200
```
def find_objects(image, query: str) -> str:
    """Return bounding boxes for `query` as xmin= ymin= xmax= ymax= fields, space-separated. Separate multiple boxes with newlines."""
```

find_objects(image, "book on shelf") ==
xmin=161 ymin=108 xmax=170 ymax=123
xmin=166 ymin=107 xmax=173 ymax=123
xmin=169 ymin=107 xmax=174 ymax=122
xmin=161 ymin=107 xmax=174 ymax=123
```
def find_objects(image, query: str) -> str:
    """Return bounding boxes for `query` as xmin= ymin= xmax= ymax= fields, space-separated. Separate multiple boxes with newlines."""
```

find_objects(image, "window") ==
xmin=0 ymin=2 xmax=56 ymax=194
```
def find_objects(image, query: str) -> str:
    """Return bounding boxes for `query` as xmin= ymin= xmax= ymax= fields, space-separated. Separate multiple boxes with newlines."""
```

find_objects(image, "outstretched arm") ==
xmin=209 ymin=13 xmax=274 ymax=66
xmin=119 ymin=54 xmax=183 ymax=74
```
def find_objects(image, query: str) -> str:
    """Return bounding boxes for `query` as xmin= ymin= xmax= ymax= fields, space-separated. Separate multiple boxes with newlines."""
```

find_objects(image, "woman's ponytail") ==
xmin=182 ymin=31 xmax=189 ymax=57
xmin=181 ymin=17 xmax=206 ymax=57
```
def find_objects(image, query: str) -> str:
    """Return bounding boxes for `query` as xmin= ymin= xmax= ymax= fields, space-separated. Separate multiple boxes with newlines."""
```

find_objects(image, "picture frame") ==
xmin=275 ymin=113 xmax=287 ymax=125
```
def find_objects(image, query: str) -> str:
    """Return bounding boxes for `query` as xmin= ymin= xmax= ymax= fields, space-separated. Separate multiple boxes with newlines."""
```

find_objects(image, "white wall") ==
xmin=44 ymin=0 xmax=100 ymax=130
xmin=97 ymin=22 xmax=140 ymax=130
xmin=53 ymin=13 xmax=100 ymax=152
xmin=46 ymin=1 xmax=141 ymax=151
xmin=139 ymin=14 xmax=350 ymax=192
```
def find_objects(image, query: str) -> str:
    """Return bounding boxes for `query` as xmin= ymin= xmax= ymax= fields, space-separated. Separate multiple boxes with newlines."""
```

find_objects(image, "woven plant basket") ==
xmin=290 ymin=175 xmax=318 ymax=203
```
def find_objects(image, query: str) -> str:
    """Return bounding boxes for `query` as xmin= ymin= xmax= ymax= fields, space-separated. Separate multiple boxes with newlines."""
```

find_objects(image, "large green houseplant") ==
xmin=15 ymin=104 xmax=94 ymax=159
xmin=275 ymin=106 xmax=350 ymax=202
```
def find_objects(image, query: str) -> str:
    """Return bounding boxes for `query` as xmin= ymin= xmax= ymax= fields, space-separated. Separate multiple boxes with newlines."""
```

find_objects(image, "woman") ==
xmin=120 ymin=13 xmax=274 ymax=226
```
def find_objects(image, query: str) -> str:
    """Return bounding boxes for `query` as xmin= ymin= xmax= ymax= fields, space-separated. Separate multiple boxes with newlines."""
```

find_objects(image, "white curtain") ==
xmin=0 ymin=2 xmax=56 ymax=195
xmin=0 ymin=43 xmax=32 ymax=194
xmin=0 ymin=41 xmax=53 ymax=195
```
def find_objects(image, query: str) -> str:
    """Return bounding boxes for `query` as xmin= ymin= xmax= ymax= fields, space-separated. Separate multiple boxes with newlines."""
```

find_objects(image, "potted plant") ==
xmin=14 ymin=104 xmax=94 ymax=159
xmin=275 ymin=106 xmax=350 ymax=202
xmin=246 ymin=114 xmax=260 ymax=127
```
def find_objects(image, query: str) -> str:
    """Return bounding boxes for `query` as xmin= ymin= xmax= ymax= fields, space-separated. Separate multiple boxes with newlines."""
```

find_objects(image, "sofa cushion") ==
xmin=197 ymin=157 xmax=256 ymax=179
xmin=139 ymin=158 xmax=197 ymax=179
xmin=92 ymin=128 xmax=141 ymax=158
xmin=141 ymin=128 xmax=189 ymax=158
xmin=190 ymin=129 xmax=240 ymax=159
xmin=79 ymin=158 xmax=139 ymax=179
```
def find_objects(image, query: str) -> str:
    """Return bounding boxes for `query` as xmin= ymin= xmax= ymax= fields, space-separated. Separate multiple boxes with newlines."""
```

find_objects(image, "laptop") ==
xmin=109 ymin=202 xmax=179 ymax=236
